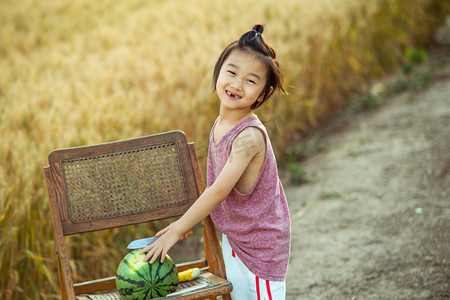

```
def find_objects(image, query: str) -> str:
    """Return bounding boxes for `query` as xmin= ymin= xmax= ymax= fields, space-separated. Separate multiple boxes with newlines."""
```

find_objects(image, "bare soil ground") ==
xmin=284 ymin=49 xmax=450 ymax=299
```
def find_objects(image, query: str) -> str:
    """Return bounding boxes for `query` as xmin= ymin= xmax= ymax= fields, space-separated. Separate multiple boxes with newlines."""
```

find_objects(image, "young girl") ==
xmin=141 ymin=24 xmax=291 ymax=299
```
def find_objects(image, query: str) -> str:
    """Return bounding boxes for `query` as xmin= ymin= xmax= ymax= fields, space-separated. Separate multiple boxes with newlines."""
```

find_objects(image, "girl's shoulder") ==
xmin=231 ymin=126 xmax=266 ymax=158
xmin=234 ymin=126 xmax=265 ymax=144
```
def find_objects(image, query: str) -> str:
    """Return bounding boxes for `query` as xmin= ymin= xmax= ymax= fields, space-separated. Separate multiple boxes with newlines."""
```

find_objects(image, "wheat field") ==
xmin=0 ymin=0 xmax=447 ymax=298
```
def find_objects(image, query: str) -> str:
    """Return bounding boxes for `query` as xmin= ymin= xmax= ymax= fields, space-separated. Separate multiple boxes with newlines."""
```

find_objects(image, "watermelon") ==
xmin=116 ymin=249 xmax=179 ymax=299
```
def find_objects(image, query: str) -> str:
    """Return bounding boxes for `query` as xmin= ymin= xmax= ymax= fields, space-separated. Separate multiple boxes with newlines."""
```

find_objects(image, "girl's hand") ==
xmin=139 ymin=221 xmax=189 ymax=264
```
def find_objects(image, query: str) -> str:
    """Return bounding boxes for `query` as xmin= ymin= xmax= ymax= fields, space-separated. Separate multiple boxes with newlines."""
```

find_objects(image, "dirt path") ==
xmin=285 ymin=54 xmax=450 ymax=299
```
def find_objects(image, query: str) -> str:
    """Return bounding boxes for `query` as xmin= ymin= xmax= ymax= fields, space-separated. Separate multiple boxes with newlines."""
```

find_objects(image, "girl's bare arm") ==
xmin=140 ymin=127 xmax=265 ymax=263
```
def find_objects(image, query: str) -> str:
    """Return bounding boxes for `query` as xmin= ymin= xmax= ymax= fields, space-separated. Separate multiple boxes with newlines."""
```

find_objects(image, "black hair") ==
xmin=213 ymin=24 xmax=285 ymax=109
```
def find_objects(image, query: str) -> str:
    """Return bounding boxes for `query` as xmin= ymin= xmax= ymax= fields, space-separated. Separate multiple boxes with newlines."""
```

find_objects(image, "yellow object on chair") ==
xmin=178 ymin=268 xmax=200 ymax=282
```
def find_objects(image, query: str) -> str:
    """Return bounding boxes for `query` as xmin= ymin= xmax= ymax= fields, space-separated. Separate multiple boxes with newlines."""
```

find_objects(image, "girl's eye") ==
xmin=247 ymin=79 xmax=256 ymax=84
xmin=227 ymin=70 xmax=236 ymax=76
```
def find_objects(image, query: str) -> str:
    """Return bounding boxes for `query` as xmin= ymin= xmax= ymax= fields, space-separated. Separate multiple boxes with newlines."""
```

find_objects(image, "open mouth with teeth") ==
xmin=226 ymin=90 xmax=242 ymax=100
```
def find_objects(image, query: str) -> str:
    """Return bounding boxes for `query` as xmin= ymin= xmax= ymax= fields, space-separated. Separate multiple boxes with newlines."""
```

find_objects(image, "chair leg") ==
xmin=57 ymin=252 xmax=70 ymax=300
xmin=208 ymin=294 xmax=232 ymax=300
xmin=202 ymin=216 xmax=227 ymax=278
xmin=221 ymin=293 xmax=232 ymax=300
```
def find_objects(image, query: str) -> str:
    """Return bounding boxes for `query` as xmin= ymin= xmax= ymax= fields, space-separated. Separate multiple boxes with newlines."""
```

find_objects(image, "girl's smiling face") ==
xmin=216 ymin=50 xmax=271 ymax=112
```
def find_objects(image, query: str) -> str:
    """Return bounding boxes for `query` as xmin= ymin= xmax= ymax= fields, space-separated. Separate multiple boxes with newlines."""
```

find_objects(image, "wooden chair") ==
xmin=43 ymin=131 xmax=232 ymax=299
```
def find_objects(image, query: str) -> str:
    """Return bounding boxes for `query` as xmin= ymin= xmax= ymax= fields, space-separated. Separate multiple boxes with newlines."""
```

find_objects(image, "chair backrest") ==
xmin=45 ymin=131 xmax=199 ymax=236
xmin=43 ymin=131 xmax=227 ymax=299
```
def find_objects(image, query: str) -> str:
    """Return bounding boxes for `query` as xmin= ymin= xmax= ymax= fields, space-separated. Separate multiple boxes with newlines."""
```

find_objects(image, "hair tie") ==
xmin=252 ymin=29 xmax=262 ymax=36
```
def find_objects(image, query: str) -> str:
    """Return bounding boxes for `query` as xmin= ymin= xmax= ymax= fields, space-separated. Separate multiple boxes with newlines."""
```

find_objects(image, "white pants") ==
xmin=222 ymin=235 xmax=286 ymax=300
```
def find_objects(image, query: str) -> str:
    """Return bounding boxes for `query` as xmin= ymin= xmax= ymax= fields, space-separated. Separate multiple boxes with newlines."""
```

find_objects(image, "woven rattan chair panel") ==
xmin=61 ymin=141 xmax=188 ymax=223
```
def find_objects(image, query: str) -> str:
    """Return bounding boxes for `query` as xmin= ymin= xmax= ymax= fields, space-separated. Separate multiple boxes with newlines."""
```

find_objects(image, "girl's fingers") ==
xmin=160 ymin=248 xmax=168 ymax=263
xmin=150 ymin=246 xmax=166 ymax=264
xmin=139 ymin=244 xmax=152 ymax=255
xmin=155 ymin=229 xmax=165 ymax=237
xmin=141 ymin=242 xmax=160 ymax=262
xmin=144 ymin=249 xmax=155 ymax=263
xmin=147 ymin=245 xmax=160 ymax=263
xmin=155 ymin=224 xmax=171 ymax=237
xmin=141 ymin=224 xmax=185 ymax=263
xmin=149 ymin=251 xmax=158 ymax=264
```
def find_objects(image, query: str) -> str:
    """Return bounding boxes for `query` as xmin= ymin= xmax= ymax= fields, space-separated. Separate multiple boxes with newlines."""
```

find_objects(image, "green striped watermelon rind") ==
xmin=116 ymin=249 xmax=179 ymax=299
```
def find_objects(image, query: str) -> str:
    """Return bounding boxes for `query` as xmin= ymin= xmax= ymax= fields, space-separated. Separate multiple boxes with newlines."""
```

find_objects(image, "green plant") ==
xmin=403 ymin=48 xmax=427 ymax=75
xmin=285 ymin=141 xmax=309 ymax=163
xmin=357 ymin=94 xmax=383 ymax=110
xmin=409 ymin=73 xmax=431 ymax=90
xmin=287 ymin=163 xmax=308 ymax=185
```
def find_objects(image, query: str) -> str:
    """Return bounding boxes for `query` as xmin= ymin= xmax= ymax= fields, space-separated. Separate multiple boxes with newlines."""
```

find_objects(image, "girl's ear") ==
xmin=268 ymin=86 xmax=274 ymax=97
xmin=258 ymin=86 xmax=274 ymax=103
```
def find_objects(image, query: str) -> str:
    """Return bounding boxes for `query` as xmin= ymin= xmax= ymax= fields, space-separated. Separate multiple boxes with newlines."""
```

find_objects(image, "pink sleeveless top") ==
xmin=208 ymin=115 xmax=291 ymax=281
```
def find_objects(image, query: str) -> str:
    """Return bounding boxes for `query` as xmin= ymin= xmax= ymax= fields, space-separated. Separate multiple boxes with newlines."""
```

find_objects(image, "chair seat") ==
xmin=76 ymin=293 xmax=120 ymax=300
xmin=76 ymin=272 xmax=232 ymax=300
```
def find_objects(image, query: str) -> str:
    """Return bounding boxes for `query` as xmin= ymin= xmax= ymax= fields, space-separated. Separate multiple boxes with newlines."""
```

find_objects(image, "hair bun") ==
xmin=252 ymin=24 xmax=264 ymax=35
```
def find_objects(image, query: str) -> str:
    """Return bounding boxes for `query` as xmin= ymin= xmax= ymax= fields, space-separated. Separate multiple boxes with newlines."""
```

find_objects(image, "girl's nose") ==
xmin=230 ymin=77 xmax=243 ymax=91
